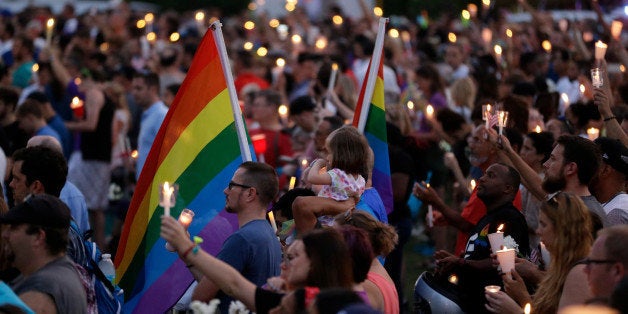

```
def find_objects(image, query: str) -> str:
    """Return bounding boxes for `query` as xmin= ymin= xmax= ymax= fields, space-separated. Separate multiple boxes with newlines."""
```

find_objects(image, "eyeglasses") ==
xmin=578 ymin=258 xmax=617 ymax=266
xmin=228 ymin=181 xmax=253 ymax=190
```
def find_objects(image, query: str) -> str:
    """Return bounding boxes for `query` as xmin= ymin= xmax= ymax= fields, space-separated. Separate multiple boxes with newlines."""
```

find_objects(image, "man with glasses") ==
xmin=191 ymin=161 xmax=282 ymax=313
xmin=583 ymin=225 xmax=628 ymax=303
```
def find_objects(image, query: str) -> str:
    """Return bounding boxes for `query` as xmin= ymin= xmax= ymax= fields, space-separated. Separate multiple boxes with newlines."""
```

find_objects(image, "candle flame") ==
xmin=291 ymin=34 xmax=302 ymax=44
xmin=315 ymin=37 xmax=327 ymax=50
xmin=470 ymin=179 xmax=476 ymax=190
xmin=243 ymin=42 xmax=253 ymax=50
xmin=388 ymin=29 xmax=400 ymax=38
xmin=301 ymin=159 xmax=308 ymax=167
xmin=524 ymin=303 xmax=531 ymax=314
xmin=426 ymin=183 xmax=431 ymax=188
xmin=269 ymin=19 xmax=280 ymax=28
xmin=579 ymin=84 xmax=586 ymax=94
xmin=146 ymin=32 xmax=156 ymax=42
xmin=497 ymin=224 xmax=504 ymax=232
xmin=332 ymin=63 xmax=338 ymax=71
xmin=461 ymin=10 xmax=470 ymax=20
xmin=256 ymin=47 xmax=268 ymax=57
xmin=244 ymin=21 xmax=255 ymax=30
xmin=542 ymin=40 xmax=552 ymax=52
xmin=373 ymin=7 xmax=383 ymax=17
xmin=278 ymin=104 xmax=288 ymax=117
xmin=169 ymin=32 xmax=180 ymax=42
xmin=32 ymin=63 xmax=39 ymax=72
xmin=144 ymin=13 xmax=154 ymax=23
xmin=494 ymin=44 xmax=502 ymax=55
xmin=276 ymin=58 xmax=286 ymax=67
xmin=406 ymin=101 xmax=414 ymax=110
xmin=136 ymin=19 xmax=146 ymax=29
xmin=195 ymin=11 xmax=205 ymax=22
xmin=506 ymin=29 xmax=513 ymax=38
xmin=448 ymin=32 xmax=457 ymax=43
xmin=535 ymin=125 xmax=541 ymax=133
xmin=46 ymin=18 xmax=55 ymax=29
xmin=482 ymin=0 xmax=490 ymax=7
xmin=449 ymin=274 xmax=458 ymax=284
xmin=332 ymin=15 xmax=343 ymax=25
xmin=426 ymin=105 xmax=434 ymax=117
xmin=131 ymin=150 xmax=138 ymax=159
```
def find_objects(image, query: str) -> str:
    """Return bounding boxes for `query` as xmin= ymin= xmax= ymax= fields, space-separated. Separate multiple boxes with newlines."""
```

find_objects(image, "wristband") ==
xmin=181 ymin=243 xmax=196 ymax=260
xmin=604 ymin=116 xmax=617 ymax=122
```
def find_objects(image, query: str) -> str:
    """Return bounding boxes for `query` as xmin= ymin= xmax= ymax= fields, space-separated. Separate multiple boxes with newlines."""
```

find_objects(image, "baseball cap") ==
xmin=595 ymin=137 xmax=628 ymax=176
xmin=0 ymin=194 xmax=71 ymax=229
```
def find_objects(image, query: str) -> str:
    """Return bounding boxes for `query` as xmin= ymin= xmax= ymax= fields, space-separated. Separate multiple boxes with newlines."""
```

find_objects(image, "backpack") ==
xmin=69 ymin=220 xmax=125 ymax=314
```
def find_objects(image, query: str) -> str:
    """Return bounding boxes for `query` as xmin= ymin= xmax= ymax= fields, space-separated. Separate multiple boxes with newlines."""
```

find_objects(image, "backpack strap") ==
xmin=70 ymin=220 xmax=116 ymax=293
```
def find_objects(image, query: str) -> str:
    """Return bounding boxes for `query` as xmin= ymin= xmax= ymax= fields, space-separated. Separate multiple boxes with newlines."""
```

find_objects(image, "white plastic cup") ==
xmin=488 ymin=232 xmax=504 ymax=254
xmin=485 ymin=285 xmax=501 ymax=293
xmin=496 ymin=248 xmax=516 ymax=277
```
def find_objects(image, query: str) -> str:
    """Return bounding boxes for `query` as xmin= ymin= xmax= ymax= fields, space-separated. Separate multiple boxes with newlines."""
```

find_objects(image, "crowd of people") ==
xmin=0 ymin=0 xmax=626 ymax=313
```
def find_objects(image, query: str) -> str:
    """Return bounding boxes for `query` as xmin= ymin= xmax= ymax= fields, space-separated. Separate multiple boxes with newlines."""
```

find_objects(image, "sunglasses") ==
xmin=228 ymin=181 xmax=253 ymax=190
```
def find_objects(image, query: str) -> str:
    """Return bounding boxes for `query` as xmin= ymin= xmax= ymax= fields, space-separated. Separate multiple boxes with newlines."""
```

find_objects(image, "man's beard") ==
xmin=542 ymin=175 xmax=566 ymax=193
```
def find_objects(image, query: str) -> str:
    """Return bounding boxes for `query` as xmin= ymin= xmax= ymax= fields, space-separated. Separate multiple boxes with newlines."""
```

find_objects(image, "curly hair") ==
xmin=533 ymin=192 xmax=592 ymax=314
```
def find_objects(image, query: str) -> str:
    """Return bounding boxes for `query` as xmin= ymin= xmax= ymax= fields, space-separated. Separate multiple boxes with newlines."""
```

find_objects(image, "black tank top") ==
xmin=81 ymin=95 xmax=114 ymax=162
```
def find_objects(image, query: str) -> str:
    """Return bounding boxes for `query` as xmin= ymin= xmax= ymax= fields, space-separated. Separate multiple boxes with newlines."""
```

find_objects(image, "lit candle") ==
xmin=448 ymin=274 xmax=458 ymax=284
xmin=485 ymin=285 xmax=501 ymax=293
xmin=406 ymin=101 xmax=415 ymax=110
xmin=160 ymin=182 xmax=175 ymax=217
xmin=494 ymin=44 xmax=502 ymax=65
xmin=278 ymin=104 xmax=288 ymax=124
xmin=46 ymin=18 xmax=55 ymax=46
xmin=482 ymin=0 xmax=490 ymax=10
xmin=178 ymin=208 xmax=195 ymax=229
xmin=488 ymin=224 xmax=504 ymax=253
xmin=426 ymin=104 xmax=434 ymax=119
xmin=594 ymin=40 xmax=608 ymax=60
xmin=268 ymin=211 xmax=278 ymax=233
xmin=469 ymin=179 xmax=476 ymax=194
xmin=587 ymin=127 xmax=600 ymax=141
xmin=288 ymin=176 xmax=296 ymax=190
xmin=145 ymin=13 xmax=154 ymax=34
xmin=524 ymin=303 xmax=531 ymax=314
xmin=328 ymin=63 xmax=338 ymax=93
xmin=195 ymin=11 xmax=205 ymax=31
xmin=535 ymin=125 xmax=542 ymax=133
xmin=497 ymin=110 xmax=509 ymax=136
xmin=542 ymin=40 xmax=552 ymax=53
xmin=611 ymin=21 xmax=623 ymax=41
xmin=483 ymin=104 xmax=492 ymax=129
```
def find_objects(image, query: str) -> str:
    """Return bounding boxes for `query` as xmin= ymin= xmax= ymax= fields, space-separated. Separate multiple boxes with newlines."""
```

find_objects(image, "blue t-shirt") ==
xmin=36 ymin=125 xmax=61 ymax=143
xmin=356 ymin=188 xmax=388 ymax=223
xmin=47 ymin=115 xmax=73 ymax=157
xmin=216 ymin=219 xmax=282 ymax=313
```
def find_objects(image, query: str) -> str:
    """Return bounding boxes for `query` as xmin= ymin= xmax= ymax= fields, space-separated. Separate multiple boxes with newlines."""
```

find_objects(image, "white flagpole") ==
xmin=211 ymin=21 xmax=253 ymax=162
xmin=356 ymin=17 xmax=388 ymax=133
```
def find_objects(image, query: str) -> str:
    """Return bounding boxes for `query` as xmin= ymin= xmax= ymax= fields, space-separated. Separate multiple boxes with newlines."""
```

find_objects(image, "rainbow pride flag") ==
xmin=114 ymin=23 xmax=252 ymax=313
xmin=352 ymin=18 xmax=393 ymax=214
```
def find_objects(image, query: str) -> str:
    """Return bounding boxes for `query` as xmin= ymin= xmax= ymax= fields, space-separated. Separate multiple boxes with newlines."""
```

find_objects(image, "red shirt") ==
xmin=454 ymin=188 xmax=522 ymax=255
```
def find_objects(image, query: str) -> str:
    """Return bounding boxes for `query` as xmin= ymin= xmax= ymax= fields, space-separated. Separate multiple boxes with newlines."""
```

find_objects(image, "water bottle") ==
xmin=98 ymin=254 xmax=116 ymax=285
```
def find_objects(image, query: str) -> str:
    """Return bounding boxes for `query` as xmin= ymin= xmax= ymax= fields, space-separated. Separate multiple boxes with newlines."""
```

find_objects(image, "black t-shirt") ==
xmin=458 ymin=202 xmax=530 ymax=314
xmin=387 ymin=144 xmax=415 ymax=224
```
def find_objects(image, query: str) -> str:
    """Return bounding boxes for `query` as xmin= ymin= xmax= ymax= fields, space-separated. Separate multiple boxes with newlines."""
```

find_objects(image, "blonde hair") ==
xmin=533 ymin=192 xmax=592 ymax=314
xmin=450 ymin=77 xmax=476 ymax=110
xmin=385 ymin=102 xmax=413 ymax=136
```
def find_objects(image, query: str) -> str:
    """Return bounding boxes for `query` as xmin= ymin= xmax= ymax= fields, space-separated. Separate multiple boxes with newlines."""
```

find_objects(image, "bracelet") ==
xmin=604 ymin=116 xmax=617 ymax=122
xmin=181 ymin=243 xmax=196 ymax=260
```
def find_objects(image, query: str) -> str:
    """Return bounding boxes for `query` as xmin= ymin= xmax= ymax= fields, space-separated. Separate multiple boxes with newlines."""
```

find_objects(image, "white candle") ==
xmin=497 ymin=110 xmax=509 ymax=136
xmin=46 ymin=18 xmax=55 ymax=46
xmin=427 ymin=204 xmax=434 ymax=227
xmin=483 ymin=104 xmax=492 ymax=129
xmin=611 ymin=21 xmax=623 ymax=41
xmin=268 ymin=211 xmax=278 ymax=233
xmin=494 ymin=45 xmax=502 ymax=65
xmin=587 ymin=127 xmax=600 ymax=141
xmin=178 ymin=208 xmax=195 ymax=229
xmin=161 ymin=182 xmax=175 ymax=217
xmin=594 ymin=40 xmax=608 ymax=60
xmin=195 ymin=11 xmax=205 ymax=31
xmin=327 ymin=63 xmax=339 ymax=92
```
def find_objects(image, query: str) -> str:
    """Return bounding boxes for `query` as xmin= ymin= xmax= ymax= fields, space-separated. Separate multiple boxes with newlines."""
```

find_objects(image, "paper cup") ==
xmin=488 ymin=232 xmax=504 ymax=254
xmin=496 ymin=248 xmax=516 ymax=276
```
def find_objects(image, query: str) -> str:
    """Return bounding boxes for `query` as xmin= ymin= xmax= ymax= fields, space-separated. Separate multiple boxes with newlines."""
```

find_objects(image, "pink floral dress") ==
xmin=318 ymin=168 xmax=366 ymax=201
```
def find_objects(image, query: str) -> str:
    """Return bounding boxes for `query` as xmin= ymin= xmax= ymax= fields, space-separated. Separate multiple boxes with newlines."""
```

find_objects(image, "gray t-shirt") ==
xmin=12 ymin=256 xmax=87 ymax=314
xmin=581 ymin=195 xmax=609 ymax=229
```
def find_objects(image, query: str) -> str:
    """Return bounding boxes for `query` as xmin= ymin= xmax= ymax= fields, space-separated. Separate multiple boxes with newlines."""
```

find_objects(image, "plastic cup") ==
xmin=178 ymin=208 xmax=195 ymax=229
xmin=496 ymin=248 xmax=516 ymax=277
xmin=488 ymin=232 xmax=504 ymax=254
